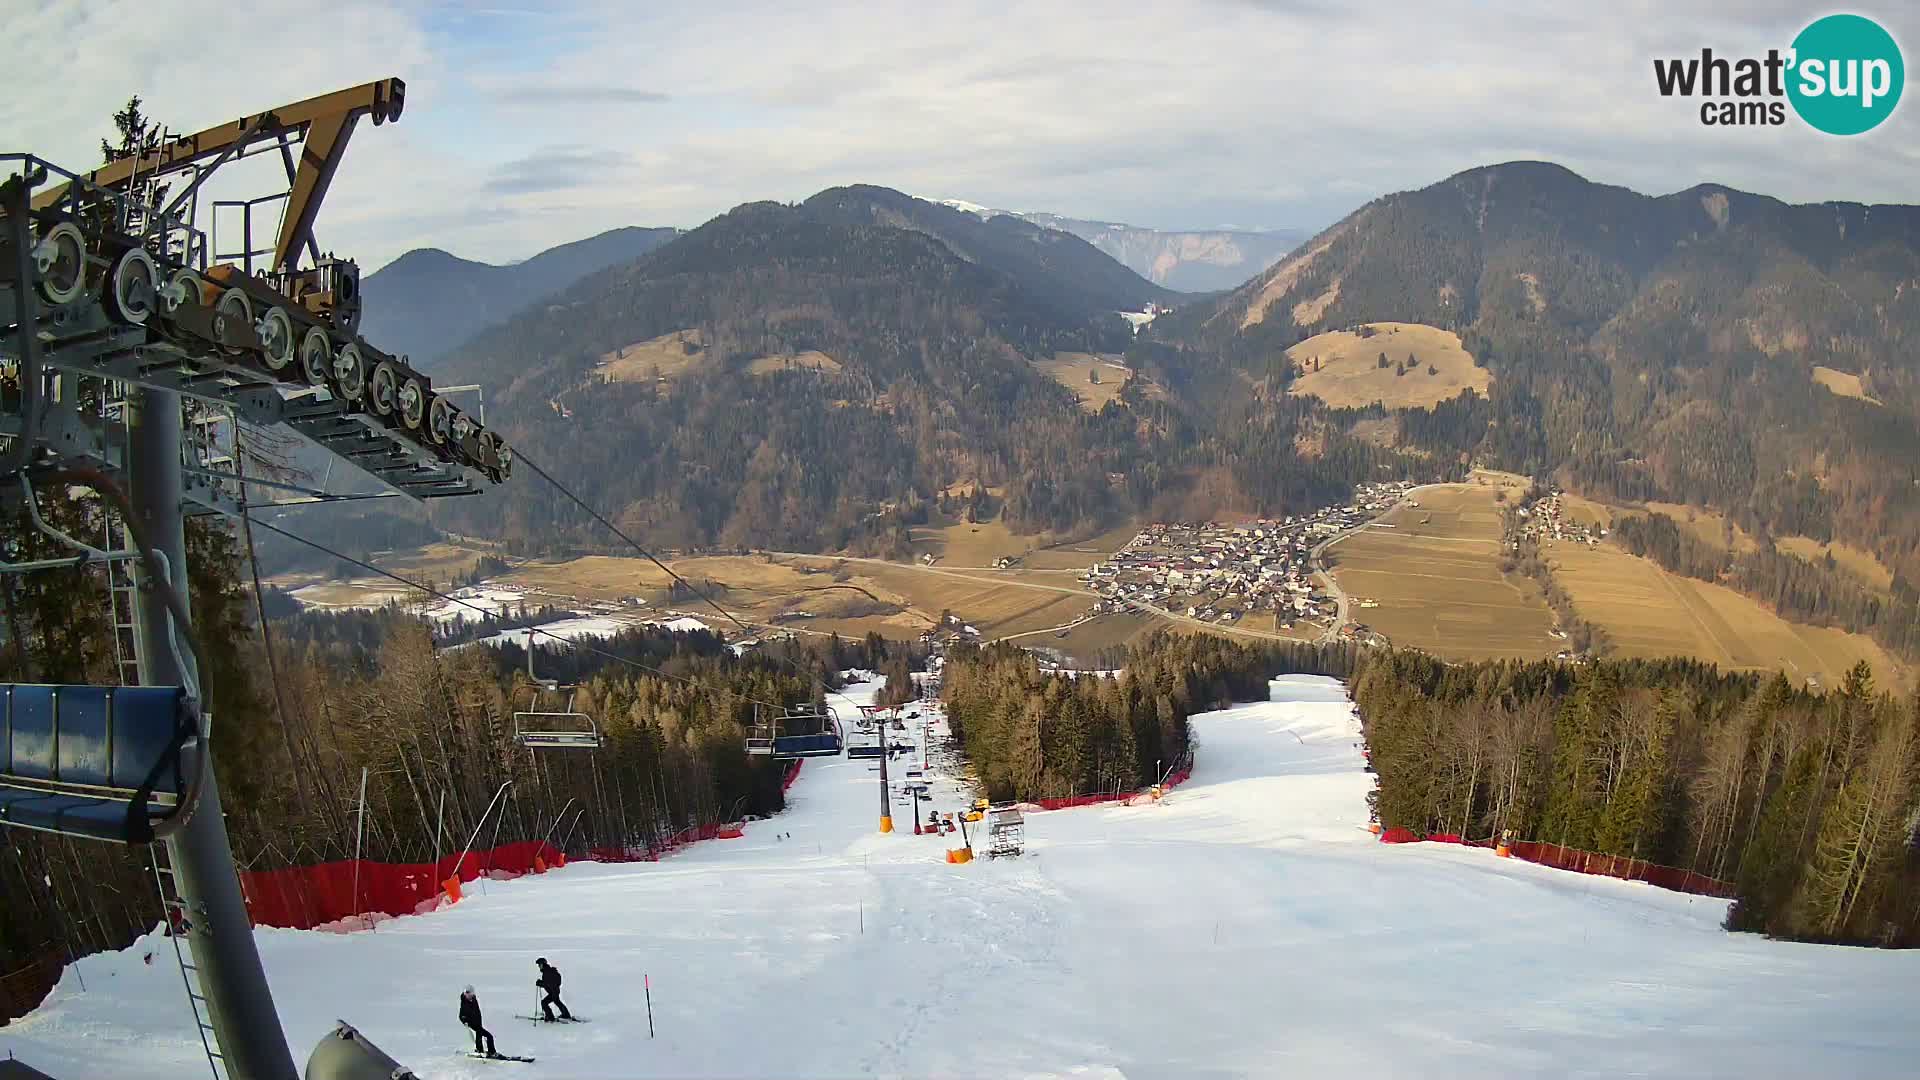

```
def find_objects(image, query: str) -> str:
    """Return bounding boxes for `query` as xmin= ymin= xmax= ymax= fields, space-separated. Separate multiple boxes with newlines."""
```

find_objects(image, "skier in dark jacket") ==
xmin=535 ymin=957 xmax=573 ymax=1021
xmin=459 ymin=986 xmax=497 ymax=1056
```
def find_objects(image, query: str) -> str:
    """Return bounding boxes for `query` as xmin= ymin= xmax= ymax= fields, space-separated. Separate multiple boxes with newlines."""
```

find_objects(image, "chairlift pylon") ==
xmin=511 ymin=629 xmax=602 ymax=750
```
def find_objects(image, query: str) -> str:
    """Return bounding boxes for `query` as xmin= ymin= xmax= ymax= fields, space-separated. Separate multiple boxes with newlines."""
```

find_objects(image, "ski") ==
xmin=467 ymin=1052 xmax=536 ymax=1063
xmin=517 ymin=1015 xmax=589 ymax=1023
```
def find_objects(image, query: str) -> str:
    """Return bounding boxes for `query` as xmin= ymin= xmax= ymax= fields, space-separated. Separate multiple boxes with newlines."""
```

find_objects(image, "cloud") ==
xmin=483 ymin=84 xmax=671 ymax=105
xmin=485 ymin=147 xmax=635 ymax=194
xmin=9 ymin=0 xmax=1916 ymax=274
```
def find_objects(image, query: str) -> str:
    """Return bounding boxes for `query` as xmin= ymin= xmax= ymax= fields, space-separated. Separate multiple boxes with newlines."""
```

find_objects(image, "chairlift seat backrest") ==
xmin=0 ymin=684 xmax=200 ymax=844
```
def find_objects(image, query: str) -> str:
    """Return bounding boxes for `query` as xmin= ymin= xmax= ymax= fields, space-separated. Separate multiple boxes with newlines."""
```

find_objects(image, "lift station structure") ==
xmin=1 ymin=79 xmax=509 ymax=1079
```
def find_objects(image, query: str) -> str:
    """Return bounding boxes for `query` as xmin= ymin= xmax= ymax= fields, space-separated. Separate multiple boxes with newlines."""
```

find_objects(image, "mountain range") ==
xmin=1151 ymin=160 xmax=1920 ymax=572
xmin=388 ymin=167 xmax=1920 ymax=647
xmin=359 ymin=225 xmax=681 ymax=366
xmin=938 ymin=199 xmax=1308 ymax=292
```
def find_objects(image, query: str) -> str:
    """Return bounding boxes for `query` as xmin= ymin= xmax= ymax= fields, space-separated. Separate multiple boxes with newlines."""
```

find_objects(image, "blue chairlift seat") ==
xmin=755 ymin=703 xmax=843 ymax=759
xmin=770 ymin=731 xmax=842 ymax=758
xmin=0 ymin=684 xmax=203 ymax=844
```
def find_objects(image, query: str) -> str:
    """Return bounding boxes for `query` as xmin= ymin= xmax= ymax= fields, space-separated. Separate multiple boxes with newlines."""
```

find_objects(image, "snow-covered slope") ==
xmin=5 ymin=676 xmax=1916 ymax=1078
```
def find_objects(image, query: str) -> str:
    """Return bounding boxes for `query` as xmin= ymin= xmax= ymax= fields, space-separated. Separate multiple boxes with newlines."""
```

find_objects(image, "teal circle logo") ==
xmin=1787 ymin=14 xmax=1904 ymax=135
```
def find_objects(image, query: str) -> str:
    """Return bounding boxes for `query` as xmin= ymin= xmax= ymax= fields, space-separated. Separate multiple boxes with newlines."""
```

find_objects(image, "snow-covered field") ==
xmin=6 ymin=676 xmax=1917 ymax=1078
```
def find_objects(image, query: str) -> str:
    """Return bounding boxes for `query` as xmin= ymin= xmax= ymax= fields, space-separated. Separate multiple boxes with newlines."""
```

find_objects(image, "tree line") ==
xmin=1353 ymin=650 xmax=1919 ymax=947
xmin=940 ymin=632 xmax=1358 ymax=802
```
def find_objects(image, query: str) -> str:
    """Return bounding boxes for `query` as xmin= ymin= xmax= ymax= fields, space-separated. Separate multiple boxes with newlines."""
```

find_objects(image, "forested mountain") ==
xmin=359 ymin=225 xmax=680 ymax=366
xmin=939 ymin=198 xmax=1307 ymax=292
xmin=804 ymin=186 xmax=1181 ymax=313
xmin=426 ymin=186 xmax=1428 ymax=557
xmin=1144 ymin=161 xmax=1920 ymax=585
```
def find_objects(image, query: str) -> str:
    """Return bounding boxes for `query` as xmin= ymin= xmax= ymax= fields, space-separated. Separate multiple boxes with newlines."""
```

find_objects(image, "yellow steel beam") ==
xmin=34 ymin=78 xmax=405 ymax=271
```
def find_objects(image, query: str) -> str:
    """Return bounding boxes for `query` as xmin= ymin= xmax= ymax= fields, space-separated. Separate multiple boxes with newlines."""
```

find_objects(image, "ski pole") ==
xmin=644 ymin=973 xmax=655 ymax=1039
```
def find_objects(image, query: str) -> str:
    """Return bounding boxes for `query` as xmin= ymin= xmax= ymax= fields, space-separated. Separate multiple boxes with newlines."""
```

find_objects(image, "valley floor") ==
xmin=10 ymin=677 xmax=1916 ymax=1078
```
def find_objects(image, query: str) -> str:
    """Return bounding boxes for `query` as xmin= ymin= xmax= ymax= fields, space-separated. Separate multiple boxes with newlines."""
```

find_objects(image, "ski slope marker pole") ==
xmin=645 ymin=974 xmax=655 ymax=1038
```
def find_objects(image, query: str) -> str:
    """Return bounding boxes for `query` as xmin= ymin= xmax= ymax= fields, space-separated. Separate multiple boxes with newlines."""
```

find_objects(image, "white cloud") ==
xmin=9 ymin=0 xmax=1916 ymax=272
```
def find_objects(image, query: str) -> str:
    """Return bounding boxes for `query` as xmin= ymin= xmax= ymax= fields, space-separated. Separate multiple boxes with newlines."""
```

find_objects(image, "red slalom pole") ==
xmin=644 ymin=973 xmax=655 ymax=1038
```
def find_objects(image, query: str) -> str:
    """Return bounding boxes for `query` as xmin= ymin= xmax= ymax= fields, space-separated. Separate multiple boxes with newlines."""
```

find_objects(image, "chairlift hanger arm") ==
xmin=31 ymin=78 xmax=406 ymax=272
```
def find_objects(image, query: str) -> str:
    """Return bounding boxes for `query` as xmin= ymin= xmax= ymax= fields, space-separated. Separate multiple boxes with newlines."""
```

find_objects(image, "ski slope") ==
xmin=6 ymin=676 xmax=1917 ymax=1078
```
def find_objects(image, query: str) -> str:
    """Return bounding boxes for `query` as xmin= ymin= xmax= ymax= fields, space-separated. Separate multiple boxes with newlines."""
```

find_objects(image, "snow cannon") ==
xmin=305 ymin=1021 xmax=418 ymax=1080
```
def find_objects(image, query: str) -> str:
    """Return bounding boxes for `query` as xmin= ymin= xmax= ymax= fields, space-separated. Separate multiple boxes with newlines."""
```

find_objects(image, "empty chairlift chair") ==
xmin=749 ymin=702 xmax=843 ymax=759
xmin=511 ymin=631 xmax=602 ymax=750
xmin=0 ymin=684 xmax=207 ymax=844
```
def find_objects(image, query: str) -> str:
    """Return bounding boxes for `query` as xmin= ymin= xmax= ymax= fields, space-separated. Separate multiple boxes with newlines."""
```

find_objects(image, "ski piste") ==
xmin=468 ymin=1051 xmax=537 ymax=1063
xmin=8 ymin=674 xmax=1916 ymax=1077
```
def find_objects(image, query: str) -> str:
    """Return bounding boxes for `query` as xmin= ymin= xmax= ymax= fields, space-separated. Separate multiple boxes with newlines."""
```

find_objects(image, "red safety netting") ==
xmin=1507 ymin=840 xmax=1737 ymax=898
xmin=588 ymin=821 xmax=735 ymax=864
xmin=1373 ymin=830 xmax=1735 ymax=898
xmin=239 ymin=839 xmax=563 ymax=931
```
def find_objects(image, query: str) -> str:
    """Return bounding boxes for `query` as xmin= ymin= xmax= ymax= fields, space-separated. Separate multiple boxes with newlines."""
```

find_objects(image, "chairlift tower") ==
xmin=1 ymin=80 xmax=509 ymax=1080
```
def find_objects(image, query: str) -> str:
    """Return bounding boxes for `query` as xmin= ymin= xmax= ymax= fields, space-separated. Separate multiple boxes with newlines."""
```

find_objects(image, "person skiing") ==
xmin=535 ymin=957 xmax=572 ymax=1021
xmin=459 ymin=986 xmax=497 ymax=1057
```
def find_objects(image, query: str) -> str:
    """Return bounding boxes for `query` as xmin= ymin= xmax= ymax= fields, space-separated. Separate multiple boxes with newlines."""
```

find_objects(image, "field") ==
xmin=908 ymin=513 xmax=1031 ymax=566
xmin=1022 ymin=520 xmax=1142 ymax=569
xmin=841 ymin=560 xmax=1093 ymax=639
xmin=1326 ymin=483 xmax=1561 ymax=661
xmin=908 ymin=509 xmax=1139 ymax=571
xmin=1546 ymin=541 xmax=1906 ymax=691
xmin=1776 ymin=536 xmax=1894 ymax=591
xmin=484 ymin=549 xmax=1101 ymax=643
xmin=279 ymin=542 xmax=497 ymax=608
xmin=1638 ymin=501 xmax=1758 ymax=552
xmin=596 ymin=328 xmax=708 ymax=383
xmin=1035 ymin=611 xmax=1161 ymax=658
xmin=1284 ymin=322 xmax=1490 ymax=410
xmin=1032 ymin=352 xmax=1134 ymax=412
xmin=743 ymin=350 xmax=842 ymax=376
xmin=596 ymin=330 xmax=841 ymax=383
xmin=1812 ymin=365 xmax=1880 ymax=405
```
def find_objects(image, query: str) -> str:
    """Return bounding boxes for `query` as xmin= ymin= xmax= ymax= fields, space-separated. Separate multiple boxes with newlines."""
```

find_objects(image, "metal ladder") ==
xmin=93 ymin=380 xmax=144 ymax=689
xmin=150 ymin=842 xmax=228 ymax=1080
xmin=104 ymin=510 xmax=143 ymax=688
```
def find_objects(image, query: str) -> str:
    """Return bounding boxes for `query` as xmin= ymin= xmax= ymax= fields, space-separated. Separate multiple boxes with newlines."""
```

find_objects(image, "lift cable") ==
xmin=509 ymin=447 xmax=895 ymax=717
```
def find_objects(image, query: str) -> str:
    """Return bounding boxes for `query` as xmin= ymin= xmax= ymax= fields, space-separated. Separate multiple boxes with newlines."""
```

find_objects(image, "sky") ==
xmin=6 ymin=0 xmax=1917 ymax=272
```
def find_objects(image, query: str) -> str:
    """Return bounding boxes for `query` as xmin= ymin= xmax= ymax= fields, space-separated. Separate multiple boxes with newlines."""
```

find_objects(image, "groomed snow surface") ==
xmin=7 ymin=676 xmax=1917 ymax=1078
